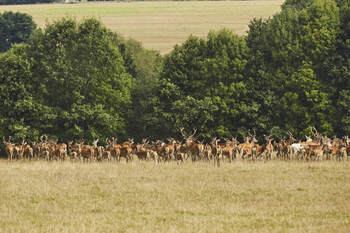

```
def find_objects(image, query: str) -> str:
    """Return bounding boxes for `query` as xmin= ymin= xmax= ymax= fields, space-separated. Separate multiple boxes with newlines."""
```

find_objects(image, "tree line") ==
xmin=0 ymin=0 xmax=349 ymax=144
xmin=0 ymin=0 xmax=142 ymax=5
xmin=0 ymin=0 xmax=55 ymax=5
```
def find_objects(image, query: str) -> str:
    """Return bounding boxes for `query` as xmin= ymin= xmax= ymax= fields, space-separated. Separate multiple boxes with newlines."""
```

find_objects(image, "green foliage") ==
xmin=282 ymin=0 xmax=315 ymax=11
xmin=0 ymin=0 xmax=55 ymax=4
xmin=336 ymin=90 xmax=350 ymax=135
xmin=0 ymin=44 xmax=39 ymax=140
xmin=158 ymin=29 xmax=254 ymax=140
xmin=0 ymin=18 xmax=132 ymax=142
xmin=331 ymin=1 xmax=350 ymax=136
xmin=0 ymin=11 xmax=36 ymax=53
xmin=1 ymin=0 xmax=349 ymax=141
xmin=246 ymin=0 xmax=340 ymax=138
xmin=118 ymin=38 xmax=164 ymax=141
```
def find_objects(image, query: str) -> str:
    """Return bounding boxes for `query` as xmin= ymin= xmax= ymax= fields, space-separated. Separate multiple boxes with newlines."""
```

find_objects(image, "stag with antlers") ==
xmin=180 ymin=127 xmax=203 ymax=162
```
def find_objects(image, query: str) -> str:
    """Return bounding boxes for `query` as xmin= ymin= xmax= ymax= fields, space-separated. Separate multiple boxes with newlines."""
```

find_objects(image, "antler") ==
xmin=311 ymin=127 xmax=316 ymax=137
xmin=211 ymin=137 xmax=219 ymax=146
xmin=265 ymin=135 xmax=273 ymax=144
xmin=287 ymin=130 xmax=295 ymax=139
xmin=248 ymin=130 xmax=253 ymax=138
xmin=179 ymin=127 xmax=186 ymax=138
xmin=190 ymin=128 xmax=197 ymax=138
xmin=92 ymin=139 xmax=98 ymax=146
xmin=312 ymin=127 xmax=320 ymax=138
xmin=231 ymin=137 xmax=238 ymax=144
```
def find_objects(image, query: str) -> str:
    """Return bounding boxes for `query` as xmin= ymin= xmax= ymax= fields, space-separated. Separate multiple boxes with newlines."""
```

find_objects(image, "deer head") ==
xmin=287 ymin=131 xmax=296 ymax=143
xmin=305 ymin=136 xmax=312 ymax=142
xmin=231 ymin=137 xmax=239 ymax=145
xmin=92 ymin=139 xmax=99 ymax=147
xmin=211 ymin=137 xmax=220 ymax=146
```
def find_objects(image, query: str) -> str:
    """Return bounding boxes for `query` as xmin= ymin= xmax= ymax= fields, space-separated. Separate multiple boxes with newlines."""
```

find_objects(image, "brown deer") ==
xmin=180 ymin=128 xmax=203 ymax=162
xmin=92 ymin=139 xmax=103 ymax=161
xmin=134 ymin=139 xmax=150 ymax=161
xmin=211 ymin=137 xmax=222 ymax=167
xmin=120 ymin=138 xmax=134 ymax=163
xmin=3 ymin=136 xmax=15 ymax=161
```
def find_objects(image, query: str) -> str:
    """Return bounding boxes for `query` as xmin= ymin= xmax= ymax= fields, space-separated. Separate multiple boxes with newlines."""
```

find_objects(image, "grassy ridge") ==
xmin=0 ymin=160 xmax=349 ymax=232
xmin=0 ymin=1 xmax=283 ymax=54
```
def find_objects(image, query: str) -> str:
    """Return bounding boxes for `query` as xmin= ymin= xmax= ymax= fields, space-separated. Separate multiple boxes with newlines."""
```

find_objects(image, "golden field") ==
xmin=0 ymin=160 xmax=349 ymax=232
xmin=0 ymin=1 xmax=283 ymax=54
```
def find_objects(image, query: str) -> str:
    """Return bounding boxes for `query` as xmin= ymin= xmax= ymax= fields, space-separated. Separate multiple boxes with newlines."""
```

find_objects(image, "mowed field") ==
xmin=0 ymin=160 xmax=349 ymax=232
xmin=0 ymin=1 xmax=283 ymax=54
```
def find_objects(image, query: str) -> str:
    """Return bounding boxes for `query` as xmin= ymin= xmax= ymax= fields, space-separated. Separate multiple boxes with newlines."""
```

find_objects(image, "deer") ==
xmin=222 ymin=138 xmax=235 ymax=162
xmin=55 ymin=140 xmax=68 ymax=161
xmin=134 ymin=139 xmax=150 ymax=161
xmin=68 ymin=141 xmax=79 ymax=161
xmin=91 ymin=139 xmax=103 ymax=162
xmin=14 ymin=140 xmax=26 ymax=160
xmin=76 ymin=139 xmax=94 ymax=162
xmin=120 ymin=138 xmax=134 ymax=163
xmin=23 ymin=141 xmax=34 ymax=160
xmin=261 ymin=135 xmax=274 ymax=160
xmin=211 ymin=137 xmax=222 ymax=167
xmin=239 ymin=130 xmax=258 ymax=160
xmin=180 ymin=128 xmax=203 ymax=162
xmin=164 ymin=138 xmax=177 ymax=161
xmin=152 ymin=140 xmax=167 ymax=162
xmin=203 ymin=143 xmax=212 ymax=161
xmin=3 ymin=136 xmax=15 ymax=161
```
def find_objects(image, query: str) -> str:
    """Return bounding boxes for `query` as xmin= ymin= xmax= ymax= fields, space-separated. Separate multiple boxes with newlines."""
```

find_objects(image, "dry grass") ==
xmin=0 ymin=1 xmax=283 ymax=54
xmin=0 ymin=160 xmax=349 ymax=232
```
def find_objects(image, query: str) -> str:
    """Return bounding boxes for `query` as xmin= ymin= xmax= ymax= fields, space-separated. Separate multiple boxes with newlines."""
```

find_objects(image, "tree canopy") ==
xmin=0 ymin=11 xmax=36 ymax=53
xmin=0 ymin=0 xmax=349 ymax=143
xmin=0 ymin=18 xmax=132 ymax=141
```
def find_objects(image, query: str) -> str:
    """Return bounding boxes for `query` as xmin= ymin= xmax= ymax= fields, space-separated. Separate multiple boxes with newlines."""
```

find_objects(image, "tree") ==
xmin=282 ymin=0 xmax=315 ymax=11
xmin=118 ymin=38 xmax=164 ymax=141
xmin=331 ymin=1 xmax=350 ymax=136
xmin=0 ymin=44 xmax=42 ymax=140
xmin=246 ymin=0 xmax=340 ymax=138
xmin=0 ymin=11 xmax=36 ymax=53
xmin=0 ymin=0 xmax=55 ymax=5
xmin=0 ymin=18 xmax=132 ymax=142
xmin=158 ymin=29 xmax=254 ymax=140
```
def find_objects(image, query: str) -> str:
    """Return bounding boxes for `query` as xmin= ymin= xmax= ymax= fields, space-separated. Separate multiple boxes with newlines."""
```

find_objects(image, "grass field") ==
xmin=0 ymin=1 xmax=283 ymax=54
xmin=0 ymin=160 xmax=349 ymax=232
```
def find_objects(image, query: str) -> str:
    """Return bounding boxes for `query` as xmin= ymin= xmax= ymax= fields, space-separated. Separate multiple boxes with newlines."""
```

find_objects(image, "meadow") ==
xmin=0 ymin=1 xmax=283 ymax=54
xmin=0 ymin=160 xmax=349 ymax=232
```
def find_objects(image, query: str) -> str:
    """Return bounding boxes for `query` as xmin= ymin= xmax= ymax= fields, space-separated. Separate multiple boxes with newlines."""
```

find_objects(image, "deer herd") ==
xmin=2 ymin=128 xmax=350 ymax=166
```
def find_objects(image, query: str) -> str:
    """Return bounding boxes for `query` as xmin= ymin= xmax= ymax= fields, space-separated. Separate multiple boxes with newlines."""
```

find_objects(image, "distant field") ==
xmin=0 ymin=1 xmax=283 ymax=54
xmin=0 ymin=160 xmax=349 ymax=232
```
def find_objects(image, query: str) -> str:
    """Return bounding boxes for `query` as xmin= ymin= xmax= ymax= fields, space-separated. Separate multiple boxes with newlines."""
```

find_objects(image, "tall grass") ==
xmin=0 ymin=160 xmax=349 ymax=232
